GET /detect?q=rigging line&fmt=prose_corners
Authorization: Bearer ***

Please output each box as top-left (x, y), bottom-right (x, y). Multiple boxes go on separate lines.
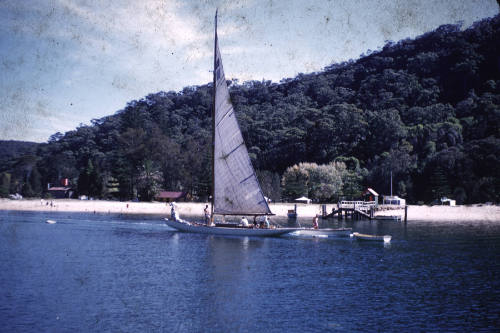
top-left (215, 105), bottom-right (233, 128)
top-left (240, 174), bottom-right (254, 184)
top-left (221, 142), bottom-right (244, 160)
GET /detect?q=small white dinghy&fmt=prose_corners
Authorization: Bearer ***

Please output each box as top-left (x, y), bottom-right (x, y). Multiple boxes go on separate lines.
top-left (291, 227), bottom-right (352, 238)
top-left (352, 232), bottom-right (391, 243)
top-left (45, 219), bottom-right (56, 224)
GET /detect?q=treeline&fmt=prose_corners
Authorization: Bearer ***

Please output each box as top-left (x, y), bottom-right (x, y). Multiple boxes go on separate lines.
top-left (1, 14), bottom-right (499, 204)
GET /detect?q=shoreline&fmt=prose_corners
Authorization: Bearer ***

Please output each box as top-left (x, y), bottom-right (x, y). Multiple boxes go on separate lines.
top-left (0, 198), bottom-right (499, 222)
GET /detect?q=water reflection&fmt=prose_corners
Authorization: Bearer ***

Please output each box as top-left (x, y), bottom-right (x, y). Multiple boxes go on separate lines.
top-left (200, 235), bottom-right (272, 328)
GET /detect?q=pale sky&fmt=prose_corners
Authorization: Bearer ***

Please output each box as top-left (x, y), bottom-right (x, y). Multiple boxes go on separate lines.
top-left (0, 0), bottom-right (498, 142)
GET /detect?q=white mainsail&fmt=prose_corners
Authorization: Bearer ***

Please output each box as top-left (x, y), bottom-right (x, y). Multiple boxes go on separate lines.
top-left (212, 12), bottom-right (272, 216)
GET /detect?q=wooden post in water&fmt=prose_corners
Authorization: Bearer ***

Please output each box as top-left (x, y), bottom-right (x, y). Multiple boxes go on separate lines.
top-left (404, 205), bottom-right (408, 223)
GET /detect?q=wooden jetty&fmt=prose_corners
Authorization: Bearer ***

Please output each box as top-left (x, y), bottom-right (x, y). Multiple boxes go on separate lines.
top-left (322, 201), bottom-right (408, 222)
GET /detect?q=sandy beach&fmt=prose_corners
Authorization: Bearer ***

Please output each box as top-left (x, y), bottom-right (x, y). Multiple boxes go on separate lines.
top-left (0, 198), bottom-right (499, 222)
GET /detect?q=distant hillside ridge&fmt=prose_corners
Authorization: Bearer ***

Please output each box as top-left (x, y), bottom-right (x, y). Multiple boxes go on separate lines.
top-left (0, 140), bottom-right (39, 159)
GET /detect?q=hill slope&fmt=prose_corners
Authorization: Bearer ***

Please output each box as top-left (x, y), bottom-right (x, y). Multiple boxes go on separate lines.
top-left (4, 14), bottom-right (500, 203)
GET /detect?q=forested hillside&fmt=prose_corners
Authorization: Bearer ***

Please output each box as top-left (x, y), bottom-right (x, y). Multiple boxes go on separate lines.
top-left (1, 15), bottom-right (499, 204)
top-left (0, 140), bottom-right (38, 162)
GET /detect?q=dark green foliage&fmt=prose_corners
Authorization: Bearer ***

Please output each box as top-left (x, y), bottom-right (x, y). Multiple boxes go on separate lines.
top-left (77, 159), bottom-right (102, 198)
top-left (256, 170), bottom-right (282, 202)
top-left (3, 15), bottom-right (500, 203)
top-left (28, 166), bottom-right (42, 197)
top-left (0, 173), bottom-right (11, 197)
top-left (0, 141), bottom-right (39, 173)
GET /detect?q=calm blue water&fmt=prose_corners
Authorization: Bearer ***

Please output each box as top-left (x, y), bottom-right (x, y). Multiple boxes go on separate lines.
top-left (1, 210), bottom-right (499, 332)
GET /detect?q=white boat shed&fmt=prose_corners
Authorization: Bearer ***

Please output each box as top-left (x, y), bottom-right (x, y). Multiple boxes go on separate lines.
top-left (382, 195), bottom-right (406, 206)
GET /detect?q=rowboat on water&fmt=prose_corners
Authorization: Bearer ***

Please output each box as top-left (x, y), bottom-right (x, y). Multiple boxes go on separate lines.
top-left (352, 232), bottom-right (391, 243)
top-left (291, 227), bottom-right (352, 238)
top-left (46, 219), bottom-right (56, 224)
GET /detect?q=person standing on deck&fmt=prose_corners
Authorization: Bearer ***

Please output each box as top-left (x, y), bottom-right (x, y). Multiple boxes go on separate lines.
top-left (170, 203), bottom-right (177, 221)
top-left (312, 215), bottom-right (319, 229)
top-left (241, 216), bottom-right (249, 227)
top-left (264, 216), bottom-right (270, 229)
top-left (204, 205), bottom-right (210, 225)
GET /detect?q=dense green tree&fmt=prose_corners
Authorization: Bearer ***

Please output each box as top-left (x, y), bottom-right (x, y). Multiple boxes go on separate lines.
top-left (0, 172), bottom-right (11, 197)
top-left (282, 162), bottom-right (347, 202)
top-left (77, 159), bottom-right (103, 198)
top-left (137, 160), bottom-right (163, 201)
top-left (256, 170), bottom-right (282, 202)
top-left (28, 166), bottom-right (42, 196)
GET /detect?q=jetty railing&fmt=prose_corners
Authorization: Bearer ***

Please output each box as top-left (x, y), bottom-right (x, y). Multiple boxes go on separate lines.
top-left (338, 200), bottom-right (376, 210)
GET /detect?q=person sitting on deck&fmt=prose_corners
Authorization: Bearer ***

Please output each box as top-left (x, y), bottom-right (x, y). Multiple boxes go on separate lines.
top-left (241, 216), bottom-right (249, 227)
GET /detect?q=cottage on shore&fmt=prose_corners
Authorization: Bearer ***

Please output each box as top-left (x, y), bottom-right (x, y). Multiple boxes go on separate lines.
top-left (47, 187), bottom-right (73, 199)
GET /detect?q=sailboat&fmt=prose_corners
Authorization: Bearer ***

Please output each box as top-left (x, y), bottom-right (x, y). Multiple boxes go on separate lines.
top-left (164, 11), bottom-right (296, 237)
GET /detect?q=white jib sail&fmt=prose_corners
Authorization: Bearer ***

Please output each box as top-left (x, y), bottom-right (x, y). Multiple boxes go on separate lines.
top-left (212, 18), bottom-right (272, 216)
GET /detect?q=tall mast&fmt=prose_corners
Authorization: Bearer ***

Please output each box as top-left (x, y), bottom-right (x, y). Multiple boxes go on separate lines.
top-left (211, 9), bottom-right (217, 221)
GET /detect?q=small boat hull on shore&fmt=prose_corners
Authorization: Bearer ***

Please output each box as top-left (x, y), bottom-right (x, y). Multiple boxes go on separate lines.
top-left (352, 232), bottom-right (391, 243)
top-left (291, 228), bottom-right (352, 238)
top-left (165, 218), bottom-right (297, 237)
